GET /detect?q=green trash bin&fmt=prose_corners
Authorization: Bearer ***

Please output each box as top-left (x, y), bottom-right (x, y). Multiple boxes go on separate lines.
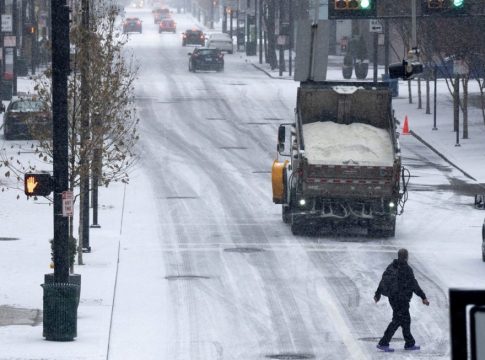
top-left (41, 283), bottom-right (79, 341)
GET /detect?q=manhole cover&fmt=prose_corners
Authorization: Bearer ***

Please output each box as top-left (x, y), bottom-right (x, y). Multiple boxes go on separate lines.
top-left (224, 247), bottom-right (265, 253)
top-left (0, 237), bottom-right (19, 241)
top-left (266, 354), bottom-right (315, 360)
top-left (165, 275), bottom-right (210, 281)
top-left (0, 306), bottom-right (42, 327)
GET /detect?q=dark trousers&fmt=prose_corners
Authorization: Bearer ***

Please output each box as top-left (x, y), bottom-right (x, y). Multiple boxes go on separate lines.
top-left (378, 298), bottom-right (415, 347)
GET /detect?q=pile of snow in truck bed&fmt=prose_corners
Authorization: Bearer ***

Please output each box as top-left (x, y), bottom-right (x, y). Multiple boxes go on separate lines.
top-left (302, 121), bottom-right (395, 166)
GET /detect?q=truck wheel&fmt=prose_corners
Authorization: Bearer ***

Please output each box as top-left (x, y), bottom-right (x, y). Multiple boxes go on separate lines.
top-left (291, 219), bottom-right (304, 235)
top-left (368, 217), bottom-right (396, 238)
top-left (282, 204), bottom-right (291, 224)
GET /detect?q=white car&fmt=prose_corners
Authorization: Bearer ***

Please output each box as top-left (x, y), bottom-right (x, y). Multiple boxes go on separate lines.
top-left (206, 33), bottom-right (233, 54)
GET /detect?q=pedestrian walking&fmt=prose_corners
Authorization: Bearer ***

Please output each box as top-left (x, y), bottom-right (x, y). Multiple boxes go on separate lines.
top-left (374, 248), bottom-right (430, 352)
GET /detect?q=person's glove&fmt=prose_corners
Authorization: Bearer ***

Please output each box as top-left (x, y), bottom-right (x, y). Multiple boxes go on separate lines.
top-left (422, 298), bottom-right (430, 306)
top-left (374, 295), bottom-right (380, 303)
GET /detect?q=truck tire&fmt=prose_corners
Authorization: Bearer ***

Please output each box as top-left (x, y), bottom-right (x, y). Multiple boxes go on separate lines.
top-left (291, 216), bottom-right (305, 235)
top-left (368, 217), bottom-right (396, 238)
top-left (282, 204), bottom-right (291, 224)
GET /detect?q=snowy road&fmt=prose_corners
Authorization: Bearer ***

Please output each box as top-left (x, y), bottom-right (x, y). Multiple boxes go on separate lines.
top-left (108, 9), bottom-right (485, 360)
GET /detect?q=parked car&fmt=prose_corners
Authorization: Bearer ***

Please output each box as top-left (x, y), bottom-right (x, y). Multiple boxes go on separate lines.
top-left (182, 29), bottom-right (205, 46)
top-left (1, 95), bottom-right (51, 140)
top-left (206, 32), bottom-right (233, 54)
top-left (482, 217), bottom-right (485, 261)
top-left (188, 48), bottom-right (224, 72)
top-left (123, 17), bottom-right (142, 33)
top-left (159, 19), bottom-right (176, 33)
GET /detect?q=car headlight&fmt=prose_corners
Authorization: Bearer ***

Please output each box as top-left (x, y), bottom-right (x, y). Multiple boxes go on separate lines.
top-left (299, 199), bottom-right (306, 207)
top-left (389, 201), bottom-right (395, 208)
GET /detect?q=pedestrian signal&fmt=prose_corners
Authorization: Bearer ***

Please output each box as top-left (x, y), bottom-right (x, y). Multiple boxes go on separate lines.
top-left (329, 0), bottom-right (376, 18)
top-left (24, 173), bottom-right (53, 197)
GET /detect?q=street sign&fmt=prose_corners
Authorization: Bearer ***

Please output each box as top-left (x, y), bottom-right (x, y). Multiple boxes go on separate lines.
top-left (370, 19), bottom-right (383, 32)
top-left (1, 14), bottom-right (12, 32)
top-left (62, 191), bottom-right (74, 217)
top-left (4, 36), bottom-right (16, 47)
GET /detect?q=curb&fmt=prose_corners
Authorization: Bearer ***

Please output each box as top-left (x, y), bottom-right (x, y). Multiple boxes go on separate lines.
top-left (409, 129), bottom-right (479, 182)
top-left (251, 63), bottom-right (293, 80)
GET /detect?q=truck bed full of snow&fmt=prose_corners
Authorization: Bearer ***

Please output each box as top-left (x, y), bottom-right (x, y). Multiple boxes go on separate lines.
top-left (302, 121), bottom-right (394, 166)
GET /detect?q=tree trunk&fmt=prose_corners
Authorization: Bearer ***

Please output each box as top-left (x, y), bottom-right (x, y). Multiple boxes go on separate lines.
top-left (408, 80), bottom-right (412, 104)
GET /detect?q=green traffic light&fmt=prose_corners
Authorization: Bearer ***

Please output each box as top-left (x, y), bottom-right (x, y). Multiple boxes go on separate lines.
top-left (453, 0), bottom-right (464, 7)
top-left (360, 0), bottom-right (371, 9)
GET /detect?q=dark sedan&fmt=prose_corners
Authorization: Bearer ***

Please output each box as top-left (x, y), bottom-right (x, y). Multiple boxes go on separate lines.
top-left (182, 29), bottom-right (205, 46)
top-left (188, 48), bottom-right (224, 72)
top-left (2, 97), bottom-right (51, 140)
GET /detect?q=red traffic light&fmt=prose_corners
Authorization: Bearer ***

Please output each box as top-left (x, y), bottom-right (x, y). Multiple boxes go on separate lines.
top-left (24, 173), bottom-right (53, 197)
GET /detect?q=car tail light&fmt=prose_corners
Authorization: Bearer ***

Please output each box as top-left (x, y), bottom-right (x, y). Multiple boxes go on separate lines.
top-left (137, 21), bottom-right (141, 25)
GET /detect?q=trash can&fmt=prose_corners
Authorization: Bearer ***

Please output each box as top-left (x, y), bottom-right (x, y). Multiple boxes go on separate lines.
top-left (44, 273), bottom-right (81, 307)
top-left (382, 74), bottom-right (399, 97)
top-left (41, 283), bottom-right (79, 341)
top-left (1, 80), bottom-right (13, 101)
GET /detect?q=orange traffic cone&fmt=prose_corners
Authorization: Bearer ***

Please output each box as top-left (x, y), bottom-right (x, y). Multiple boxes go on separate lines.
top-left (402, 115), bottom-right (410, 135)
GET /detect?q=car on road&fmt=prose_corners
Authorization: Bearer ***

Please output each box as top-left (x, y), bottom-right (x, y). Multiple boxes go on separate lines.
top-left (188, 48), bottom-right (224, 72)
top-left (1, 96), bottom-right (51, 140)
top-left (159, 19), bottom-right (176, 33)
top-left (206, 32), bottom-right (233, 54)
top-left (482, 217), bottom-right (485, 261)
top-left (123, 17), bottom-right (142, 33)
top-left (153, 7), bottom-right (170, 23)
top-left (182, 29), bottom-right (205, 46)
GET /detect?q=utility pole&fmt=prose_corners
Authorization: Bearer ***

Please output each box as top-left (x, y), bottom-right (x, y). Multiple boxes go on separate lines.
top-left (42, 0), bottom-right (79, 342)
top-left (79, 0), bottom-right (91, 254)
top-left (12, 0), bottom-right (17, 95)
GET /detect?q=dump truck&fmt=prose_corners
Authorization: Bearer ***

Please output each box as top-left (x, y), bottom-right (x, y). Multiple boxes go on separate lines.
top-left (272, 81), bottom-right (408, 237)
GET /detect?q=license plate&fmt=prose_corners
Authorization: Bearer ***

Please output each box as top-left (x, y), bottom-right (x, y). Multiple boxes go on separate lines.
top-left (205, 58), bottom-right (212, 61)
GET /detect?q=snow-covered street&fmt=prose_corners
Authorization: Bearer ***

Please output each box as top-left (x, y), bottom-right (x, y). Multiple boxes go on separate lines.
top-left (1, 6), bottom-right (485, 360)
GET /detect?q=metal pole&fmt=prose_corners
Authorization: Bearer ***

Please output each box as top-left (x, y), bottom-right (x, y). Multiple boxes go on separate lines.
top-left (373, 31), bottom-right (378, 82)
top-left (433, 67), bottom-right (437, 130)
top-left (288, 0), bottom-right (292, 76)
top-left (12, 0), bottom-right (17, 95)
top-left (454, 76), bottom-right (460, 146)
top-left (411, 0), bottom-right (417, 49)
top-left (230, 8), bottom-right (233, 38)
top-left (384, 18), bottom-right (389, 76)
top-left (80, 0), bottom-right (91, 252)
top-left (210, 0), bottom-right (214, 29)
top-left (51, 0), bottom-right (70, 283)
top-left (258, 0), bottom-right (262, 64)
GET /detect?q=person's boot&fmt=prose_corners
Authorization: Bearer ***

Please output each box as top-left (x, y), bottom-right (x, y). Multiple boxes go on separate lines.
top-left (377, 344), bottom-right (394, 352)
top-left (404, 344), bottom-right (420, 351)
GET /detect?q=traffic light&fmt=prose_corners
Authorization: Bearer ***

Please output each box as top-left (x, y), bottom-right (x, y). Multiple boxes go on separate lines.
top-left (422, 0), bottom-right (467, 15)
top-left (389, 60), bottom-right (423, 80)
top-left (24, 24), bottom-right (35, 34)
top-left (24, 173), bottom-right (53, 197)
top-left (328, 0), bottom-right (376, 19)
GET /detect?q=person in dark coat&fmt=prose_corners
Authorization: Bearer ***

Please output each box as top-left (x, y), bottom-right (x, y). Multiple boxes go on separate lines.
top-left (374, 248), bottom-right (430, 351)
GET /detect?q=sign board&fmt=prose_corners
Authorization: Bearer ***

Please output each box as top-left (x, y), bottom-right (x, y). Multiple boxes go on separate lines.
top-left (454, 60), bottom-right (469, 76)
top-left (370, 19), bottom-right (383, 33)
top-left (3, 36), bottom-right (16, 47)
top-left (62, 191), bottom-right (74, 217)
top-left (277, 35), bottom-right (287, 46)
top-left (1, 14), bottom-right (12, 32)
